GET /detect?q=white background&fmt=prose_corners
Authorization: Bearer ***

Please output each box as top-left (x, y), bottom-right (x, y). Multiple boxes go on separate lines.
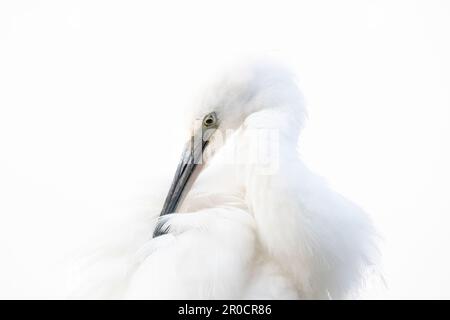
top-left (1, 0), bottom-right (449, 299)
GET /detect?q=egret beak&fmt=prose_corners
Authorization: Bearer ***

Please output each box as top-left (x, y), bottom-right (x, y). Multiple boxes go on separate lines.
top-left (153, 112), bottom-right (218, 237)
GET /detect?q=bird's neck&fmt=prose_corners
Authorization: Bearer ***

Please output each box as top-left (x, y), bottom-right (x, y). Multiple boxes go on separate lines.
top-left (243, 108), bottom-right (302, 147)
top-left (177, 108), bottom-right (302, 213)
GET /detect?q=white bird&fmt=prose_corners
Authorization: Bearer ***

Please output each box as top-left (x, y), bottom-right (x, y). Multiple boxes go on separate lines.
top-left (75, 61), bottom-right (377, 299)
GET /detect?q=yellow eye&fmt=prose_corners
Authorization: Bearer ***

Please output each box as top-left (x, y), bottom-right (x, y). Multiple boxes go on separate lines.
top-left (203, 112), bottom-right (217, 127)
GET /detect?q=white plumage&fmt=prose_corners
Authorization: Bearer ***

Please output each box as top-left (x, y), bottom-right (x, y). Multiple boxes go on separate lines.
top-left (74, 61), bottom-right (377, 299)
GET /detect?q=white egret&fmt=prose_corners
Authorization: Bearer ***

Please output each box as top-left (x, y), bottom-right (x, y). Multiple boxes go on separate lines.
top-left (75, 61), bottom-right (377, 299)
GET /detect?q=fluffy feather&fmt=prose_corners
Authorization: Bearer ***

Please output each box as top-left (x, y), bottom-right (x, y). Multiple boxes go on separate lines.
top-left (72, 61), bottom-right (378, 299)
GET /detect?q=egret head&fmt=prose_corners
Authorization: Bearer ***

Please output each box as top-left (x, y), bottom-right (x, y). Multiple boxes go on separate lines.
top-left (190, 61), bottom-right (305, 131)
top-left (154, 61), bottom-right (306, 236)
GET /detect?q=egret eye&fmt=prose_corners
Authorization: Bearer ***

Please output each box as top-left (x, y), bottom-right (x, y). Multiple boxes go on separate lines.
top-left (203, 113), bottom-right (217, 127)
